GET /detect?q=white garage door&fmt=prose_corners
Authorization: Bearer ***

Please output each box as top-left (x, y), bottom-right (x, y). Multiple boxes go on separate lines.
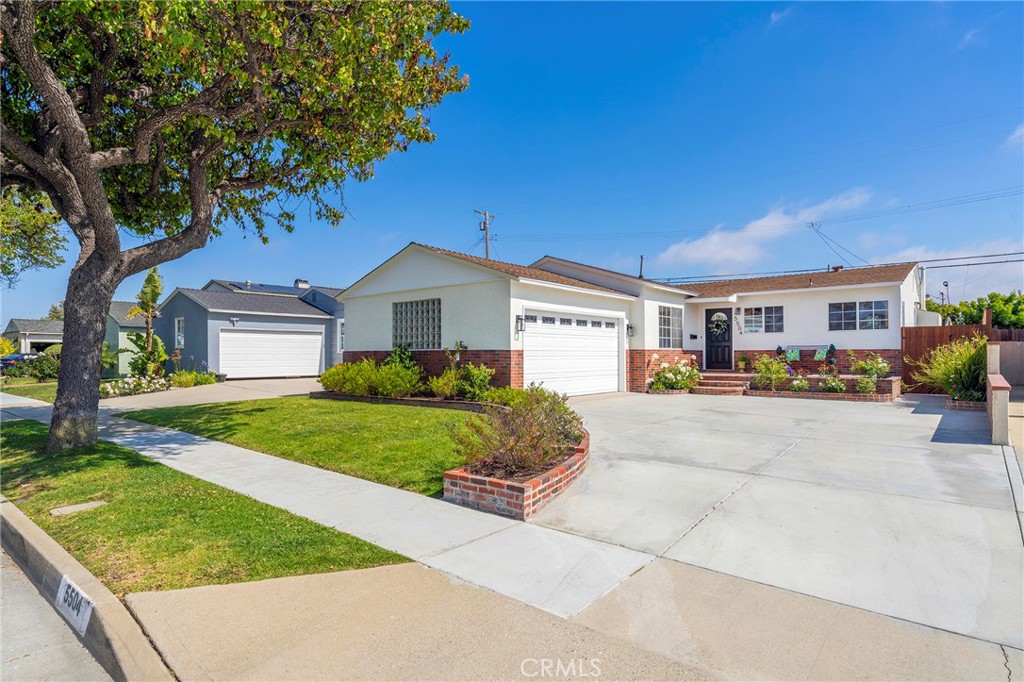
top-left (218, 329), bottom-right (323, 379)
top-left (522, 311), bottom-right (621, 396)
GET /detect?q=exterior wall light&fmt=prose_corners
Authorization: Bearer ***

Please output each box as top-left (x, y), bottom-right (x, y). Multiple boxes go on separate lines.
top-left (515, 315), bottom-right (525, 333)
top-left (776, 345), bottom-right (785, 355)
top-left (626, 323), bottom-right (635, 338)
top-left (229, 317), bottom-right (240, 326)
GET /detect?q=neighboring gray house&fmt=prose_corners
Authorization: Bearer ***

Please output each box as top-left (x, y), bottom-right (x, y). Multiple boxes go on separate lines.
top-left (2, 319), bottom-right (64, 353)
top-left (154, 285), bottom-right (343, 378)
top-left (104, 301), bottom-right (147, 376)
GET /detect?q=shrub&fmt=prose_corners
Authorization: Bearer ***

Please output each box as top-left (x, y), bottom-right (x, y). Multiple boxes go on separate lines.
top-left (855, 377), bottom-right (877, 395)
top-left (751, 354), bottom-right (790, 391)
top-left (320, 359), bottom-right (379, 397)
top-left (170, 370), bottom-right (218, 388)
top-left (481, 386), bottom-right (528, 407)
top-left (383, 345), bottom-right (417, 370)
top-left (850, 352), bottom-right (891, 379)
top-left (649, 361), bottom-right (701, 391)
top-left (909, 335), bottom-right (986, 402)
top-left (42, 343), bottom-right (62, 357)
top-left (458, 362), bottom-right (495, 400)
top-left (373, 362), bottom-right (422, 398)
top-left (789, 377), bottom-right (810, 392)
top-left (99, 375), bottom-right (170, 398)
top-left (451, 385), bottom-right (584, 479)
top-left (126, 332), bottom-right (169, 377)
top-left (820, 376), bottom-right (847, 393)
top-left (28, 354), bottom-right (60, 382)
top-left (427, 367), bottom-right (459, 399)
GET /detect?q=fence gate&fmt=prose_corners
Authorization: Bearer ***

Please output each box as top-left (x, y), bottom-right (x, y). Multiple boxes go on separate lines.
top-left (900, 324), bottom-right (990, 393)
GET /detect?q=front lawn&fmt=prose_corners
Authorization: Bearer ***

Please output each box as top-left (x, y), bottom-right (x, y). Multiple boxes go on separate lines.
top-left (0, 421), bottom-right (407, 595)
top-left (119, 397), bottom-right (472, 496)
top-left (0, 378), bottom-right (57, 403)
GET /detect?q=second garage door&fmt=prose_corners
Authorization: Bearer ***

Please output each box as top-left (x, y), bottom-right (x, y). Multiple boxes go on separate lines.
top-left (522, 312), bottom-right (621, 396)
top-left (218, 328), bottom-right (323, 379)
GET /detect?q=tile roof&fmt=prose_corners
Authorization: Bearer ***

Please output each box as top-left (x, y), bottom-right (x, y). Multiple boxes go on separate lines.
top-left (415, 244), bottom-right (630, 296)
top-left (108, 300), bottom-right (146, 327)
top-left (676, 262), bottom-right (918, 298)
top-left (174, 289), bottom-right (331, 317)
top-left (3, 319), bottom-right (64, 335)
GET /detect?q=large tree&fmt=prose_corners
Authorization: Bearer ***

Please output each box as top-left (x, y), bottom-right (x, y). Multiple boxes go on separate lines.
top-left (0, 187), bottom-right (66, 287)
top-left (1, 1), bottom-right (469, 452)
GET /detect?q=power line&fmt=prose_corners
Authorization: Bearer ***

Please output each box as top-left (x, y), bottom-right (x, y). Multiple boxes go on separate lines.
top-left (809, 221), bottom-right (852, 267)
top-left (922, 258), bottom-right (1023, 270)
top-left (474, 209), bottom-right (495, 259)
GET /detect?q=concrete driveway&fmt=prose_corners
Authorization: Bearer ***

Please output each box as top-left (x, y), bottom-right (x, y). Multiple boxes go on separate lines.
top-left (98, 377), bottom-right (320, 411)
top-left (539, 392), bottom-right (1024, 650)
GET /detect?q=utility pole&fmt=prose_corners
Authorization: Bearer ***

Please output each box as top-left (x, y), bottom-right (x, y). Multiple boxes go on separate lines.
top-left (475, 209), bottom-right (494, 259)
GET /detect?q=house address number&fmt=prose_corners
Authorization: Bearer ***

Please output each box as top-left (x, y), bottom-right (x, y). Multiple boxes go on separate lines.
top-left (55, 575), bottom-right (94, 636)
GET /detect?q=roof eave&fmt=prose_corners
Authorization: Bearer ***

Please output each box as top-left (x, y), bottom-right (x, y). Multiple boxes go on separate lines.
top-left (515, 277), bottom-right (636, 300)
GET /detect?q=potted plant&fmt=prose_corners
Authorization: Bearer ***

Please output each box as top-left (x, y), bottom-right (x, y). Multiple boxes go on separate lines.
top-left (737, 354), bottom-right (749, 372)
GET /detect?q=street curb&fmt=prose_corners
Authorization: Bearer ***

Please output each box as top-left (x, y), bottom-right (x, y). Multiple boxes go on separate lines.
top-left (0, 496), bottom-right (172, 682)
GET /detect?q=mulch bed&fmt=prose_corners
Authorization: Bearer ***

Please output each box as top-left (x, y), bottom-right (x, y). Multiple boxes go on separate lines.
top-left (462, 449), bottom-right (577, 483)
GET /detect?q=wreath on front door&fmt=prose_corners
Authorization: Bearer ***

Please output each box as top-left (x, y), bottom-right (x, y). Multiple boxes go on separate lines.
top-left (708, 313), bottom-right (729, 336)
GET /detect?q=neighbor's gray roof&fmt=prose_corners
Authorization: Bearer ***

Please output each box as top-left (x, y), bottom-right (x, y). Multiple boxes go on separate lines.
top-left (108, 301), bottom-right (147, 327)
top-left (207, 279), bottom-right (345, 297)
top-left (307, 285), bottom-right (346, 298)
top-left (3, 318), bottom-right (64, 335)
top-left (173, 289), bottom-right (331, 317)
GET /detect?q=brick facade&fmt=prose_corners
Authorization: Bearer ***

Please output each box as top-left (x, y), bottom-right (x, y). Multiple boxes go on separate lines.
top-left (342, 349), bottom-right (524, 389)
top-left (736, 348), bottom-right (902, 378)
top-left (443, 430), bottom-right (590, 520)
top-left (627, 349), bottom-right (703, 392)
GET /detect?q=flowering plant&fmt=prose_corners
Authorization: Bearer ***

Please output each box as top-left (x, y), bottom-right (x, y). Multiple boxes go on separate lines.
top-left (650, 360), bottom-right (701, 391)
top-left (789, 377), bottom-right (811, 392)
top-left (99, 375), bottom-right (171, 398)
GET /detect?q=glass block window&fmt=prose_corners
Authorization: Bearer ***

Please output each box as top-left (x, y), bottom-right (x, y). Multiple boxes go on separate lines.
top-left (393, 298), bottom-right (441, 349)
top-left (764, 306), bottom-right (784, 333)
top-left (859, 300), bottom-right (889, 330)
top-left (658, 306), bottom-right (683, 348)
top-left (829, 302), bottom-right (857, 331)
top-left (743, 307), bottom-right (763, 333)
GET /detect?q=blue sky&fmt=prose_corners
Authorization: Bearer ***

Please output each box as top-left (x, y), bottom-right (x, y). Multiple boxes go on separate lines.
top-left (3, 1), bottom-right (1022, 323)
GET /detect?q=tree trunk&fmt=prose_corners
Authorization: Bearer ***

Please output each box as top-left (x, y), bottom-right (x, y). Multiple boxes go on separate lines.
top-left (46, 253), bottom-right (120, 453)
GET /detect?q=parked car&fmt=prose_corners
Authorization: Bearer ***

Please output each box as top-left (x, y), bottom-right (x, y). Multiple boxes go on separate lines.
top-left (1, 353), bottom-right (39, 369)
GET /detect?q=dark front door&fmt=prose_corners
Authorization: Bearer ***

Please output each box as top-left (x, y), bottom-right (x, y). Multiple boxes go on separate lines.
top-left (705, 308), bottom-right (733, 370)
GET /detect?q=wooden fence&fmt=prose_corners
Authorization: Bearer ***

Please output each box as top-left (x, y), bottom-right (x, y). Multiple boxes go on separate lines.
top-left (901, 324), bottom-right (990, 392)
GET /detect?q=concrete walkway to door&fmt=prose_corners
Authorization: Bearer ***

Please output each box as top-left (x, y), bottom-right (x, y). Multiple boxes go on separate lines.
top-left (536, 392), bottom-right (1024, 651)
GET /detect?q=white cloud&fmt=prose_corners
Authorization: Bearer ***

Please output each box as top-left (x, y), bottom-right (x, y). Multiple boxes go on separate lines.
top-left (875, 238), bottom-right (1024, 301)
top-left (769, 8), bottom-right (793, 27)
top-left (654, 188), bottom-right (873, 269)
top-left (1007, 124), bottom-right (1024, 146)
top-left (957, 28), bottom-right (982, 50)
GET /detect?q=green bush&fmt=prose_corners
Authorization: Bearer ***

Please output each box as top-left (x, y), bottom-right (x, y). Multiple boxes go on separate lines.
top-left (42, 343), bottom-right (62, 357)
top-left (427, 367), bottom-right (459, 399)
top-left (458, 362), bottom-right (495, 400)
top-left (126, 332), bottom-right (168, 377)
top-left (909, 335), bottom-right (986, 402)
top-left (170, 370), bottom-right (218, 388)
top-left (320, 359), bottom-right (378, 396)
top-left (849, 351), bottom-right (891, 379)
top-left (373, 362), bottom-right (422, 398)
top-left (29, 355), bottom-right (60, 382)
top-left (855, 377), bottom-right (877, 395)
top-left (751, 354), bottom-right (790, 391)
top-left (481, 386), bottom-right (528, 407)
top-left (383, 346), bottom-right (417, 370)
top-left (649, 361), bottom-right (701, 391)
top-left (450, 385), bottom-right (584, 478)
top-left (820, 376), bottom-right (847, 393)
top-left (789, 377), bottom-right (810, 392)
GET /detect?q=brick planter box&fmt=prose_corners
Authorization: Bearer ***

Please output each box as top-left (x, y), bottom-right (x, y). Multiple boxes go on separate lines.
top-left (443, 430), bottom-right (590, 520)
top-left (945, 398), bottom-right (986, 411)
top-left (744, 389), bottom-right (897, 403)
top-left (648, 389), bottom-right (691, 395)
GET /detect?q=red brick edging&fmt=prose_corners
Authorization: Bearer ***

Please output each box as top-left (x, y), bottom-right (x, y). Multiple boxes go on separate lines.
top-left (443, 430), bottom-right (590, 520)
top-left (744, 389), bottom-right (896, 402)
top-left (945, 399), bottom-right (986, 411)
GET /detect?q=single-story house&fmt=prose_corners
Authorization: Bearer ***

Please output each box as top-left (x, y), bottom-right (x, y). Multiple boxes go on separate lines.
top-left (154, 279), bottom-right (345, 378)
top-left (341, 242), bottom-right (929, 395)
top-left (104, 301), bottom-right (147, 376)
top-left (2, 318), bottom-right (64, 353)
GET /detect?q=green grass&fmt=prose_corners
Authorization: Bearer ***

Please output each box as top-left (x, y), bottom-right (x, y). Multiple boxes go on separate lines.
top-left (0, 421), bottom-right (408, 595)
top-left (0, 378), bottom-right (57, 403)
top-left (120, 397), bottom-right (472, 496)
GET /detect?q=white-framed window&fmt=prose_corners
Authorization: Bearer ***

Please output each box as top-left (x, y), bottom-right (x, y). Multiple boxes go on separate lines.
top-left (765, 306), bottom-right (783, 333)
top-left (743, 307), bottom-right (763, 333)
top-left (393, 298), bottom-right (441, 349)
top-left (859, 300), bottom-right (889, 330)
top-left (829, 301), bottom-right (888, 331)
top-left (745, 306), bottom-right (784, 333)
top-left (336, 319), bottom-right (345, 353)
top-left (174, 317), bottom-right (185, 349)
top-left (658, 306), bottom-right (683, 348)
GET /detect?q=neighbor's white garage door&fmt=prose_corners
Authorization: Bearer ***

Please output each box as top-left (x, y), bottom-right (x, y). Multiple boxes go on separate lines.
top-left (218, 329), bottom-right (323, 379)
top-left (522, 311), bottom-right (621, 396)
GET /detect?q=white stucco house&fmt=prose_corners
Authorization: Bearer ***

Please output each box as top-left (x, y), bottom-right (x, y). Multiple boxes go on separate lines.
top-left (341, 243), bottom-right (929, 395)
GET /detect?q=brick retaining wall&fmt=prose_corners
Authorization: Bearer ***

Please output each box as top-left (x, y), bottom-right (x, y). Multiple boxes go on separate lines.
top-left (443, 430), bottom-right (590, 520)
top-left (737, 348), bottom-right (902, 377)
top-left (627, 349), bottom-right (702, 392)
top-left (343, 350), bottom-right (524, 389)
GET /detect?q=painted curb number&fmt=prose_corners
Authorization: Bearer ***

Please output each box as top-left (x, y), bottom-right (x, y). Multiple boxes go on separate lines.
top-left (55, 575), bottom-right (94, 636)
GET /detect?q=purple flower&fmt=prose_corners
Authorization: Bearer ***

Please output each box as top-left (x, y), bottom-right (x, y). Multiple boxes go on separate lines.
top-left (786, 366), bottom-right (794, 375)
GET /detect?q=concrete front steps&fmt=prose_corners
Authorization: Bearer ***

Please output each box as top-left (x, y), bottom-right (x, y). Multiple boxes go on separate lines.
top-left (693, 371), bottom-right (751, 396)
